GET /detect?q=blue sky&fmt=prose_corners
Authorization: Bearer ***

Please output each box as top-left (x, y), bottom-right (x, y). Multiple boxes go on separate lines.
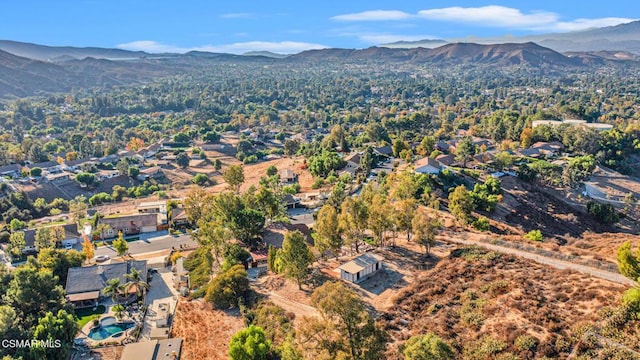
top-left (1, 1), bottom-right (637, 54)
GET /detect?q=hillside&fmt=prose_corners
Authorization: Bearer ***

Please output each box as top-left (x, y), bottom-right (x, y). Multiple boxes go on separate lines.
top-left (0, 39), bottom-right (154, 61)
top-left (382, 247), bottom-right (639, 359)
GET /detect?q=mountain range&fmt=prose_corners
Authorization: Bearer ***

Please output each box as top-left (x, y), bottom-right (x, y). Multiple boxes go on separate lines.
top-left (381, 20), bottom-right (640, 54)
top-left (1, 20), bottom-right (640, 99)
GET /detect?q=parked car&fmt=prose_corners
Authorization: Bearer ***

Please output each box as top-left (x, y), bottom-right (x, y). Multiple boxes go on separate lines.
top-left (64, 243), bottom-right (73, 250)
top-left (94, 255), bottom-right (110, 262)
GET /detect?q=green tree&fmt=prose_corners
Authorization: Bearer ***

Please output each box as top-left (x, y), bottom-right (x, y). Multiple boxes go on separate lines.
top-left (112, 232), bottom-right (129, 256)
top-left (359, 146), bottom-right (374, 175)
top-left (280, 231), bottom-right (313, 289)
top-left (586, 201), bottom-right (620, 224)
top-left (124, 266), bottom-right (149, 299)
top-left (266, 165), bottom-right (278, 177)
top-left (103, 278), bottom-right (124, 304)
top-left (206, 264), bottom-right (250, 309)
top-left (455, 136), bottom-right (476, 168)
top-left (493, 151), bottom-right (514, 171)
top-left (229, 325), bottom-right (272, 360)
top-left (173, 132), bottom-right (190, 143)
top-left (176, 152), bottom-right (190, 168)
top-left (30, 309), bottom-right (78, 360)
top-left (301, 282), bottom-right (387, 360)
top-left (618, 241), bottom-right (640, 283)
top-left (3, 265), bottom-right (67, 332)
top-left (448, 185), bottom-right (475, 224)
top-left (403, 333), bottom-right (455, 360)
top-left (314, 204), bottom-right (343, 259)
top-left (74, 172), bottom-right (95, 187)
top-left (339, 197), bottom-right (369, 253)
top-left (9, 218), bottom-right (26, 232)
top-left (30, 167), bottom-right (42, 177)
top-left (284, 139), bottom-right (300, 156)
top-left (34, 227), bottom-right (53, 251)
top-left (412, 210), bottom-right (438, 255)
top-left (367, 194), bottom-right (393, 247)
top-left (395, 199), bottom-right (417, 243)
top-left (192, 173), bottom-right (209, 186)
top-left (224, 164), bottom-right (245, 193)
top-left (8, 231), bottom-right (25, 258)
top-left (116, 158), bottom-right (129, 176)
top-left (37, 248), bottom-right (83, 285)
top-left (128, 166), bottom-right (140, 178)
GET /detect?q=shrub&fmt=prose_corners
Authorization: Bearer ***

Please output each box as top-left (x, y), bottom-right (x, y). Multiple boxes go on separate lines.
top-left (524, 230), bottom-right (544, 242)
top-left (473, 217), bottom-right (490, 231)
top-left (206, 264), bottom-right (250, 309)
top-left (586, 201), bottom-right (620, 224)
top-left (514, 335), bottom-right (539, 351)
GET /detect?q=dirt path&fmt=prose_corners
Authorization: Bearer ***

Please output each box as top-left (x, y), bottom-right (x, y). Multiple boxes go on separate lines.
top-left (255, 290), bottom-right (320, 320)
top-left (441, 235), bottom-right (635, 286)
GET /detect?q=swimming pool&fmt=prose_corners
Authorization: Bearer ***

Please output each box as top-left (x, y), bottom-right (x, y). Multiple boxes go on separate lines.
top-left (87, 317), bottom-right (135, 341)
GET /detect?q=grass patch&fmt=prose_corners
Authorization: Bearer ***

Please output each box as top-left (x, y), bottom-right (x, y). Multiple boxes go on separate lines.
top-left (75, 305), bottom-right (106, 327)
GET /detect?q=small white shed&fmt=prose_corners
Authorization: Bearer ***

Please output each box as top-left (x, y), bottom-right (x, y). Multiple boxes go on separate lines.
top-left (338, 253), bottom-right (384, 283)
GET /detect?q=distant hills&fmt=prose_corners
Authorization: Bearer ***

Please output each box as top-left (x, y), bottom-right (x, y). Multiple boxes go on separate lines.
top-left (381, 20), bottom-right (640, 55)
top-left (290, 42), bottom-right (583, 67)
top-left (0, 36), bottom-right (639, 99)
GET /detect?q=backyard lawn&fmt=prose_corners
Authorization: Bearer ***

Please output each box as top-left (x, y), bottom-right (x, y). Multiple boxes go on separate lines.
top-left (75, 305), bottom-right (106, 327)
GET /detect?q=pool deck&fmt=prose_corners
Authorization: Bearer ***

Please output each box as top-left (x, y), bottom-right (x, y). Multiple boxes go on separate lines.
top-left (76, 305), bottom-right (142, 347)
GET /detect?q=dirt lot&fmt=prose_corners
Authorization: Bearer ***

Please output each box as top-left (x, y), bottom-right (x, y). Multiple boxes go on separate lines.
top-left (381, 247), bottom-right (630, 359)
top-left (170, 299), bottom-right (245, 360)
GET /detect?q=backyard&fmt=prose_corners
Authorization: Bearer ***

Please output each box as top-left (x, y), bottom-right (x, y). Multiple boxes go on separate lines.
top-left (75, 305), bottom-right (107, 328)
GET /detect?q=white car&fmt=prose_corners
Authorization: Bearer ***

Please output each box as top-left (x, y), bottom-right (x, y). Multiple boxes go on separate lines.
top-left (94, 255), bottom-right (110, 262)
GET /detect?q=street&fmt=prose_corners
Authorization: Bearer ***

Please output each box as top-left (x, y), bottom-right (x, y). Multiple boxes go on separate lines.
top-left (93, 233), bottom-right (197, 258)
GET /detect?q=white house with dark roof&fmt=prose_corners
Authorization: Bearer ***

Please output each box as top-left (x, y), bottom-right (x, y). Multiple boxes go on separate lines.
top-left (414, 157), bottom-right (442, 175)
top-left (339, 253), bottom-right (384, 283)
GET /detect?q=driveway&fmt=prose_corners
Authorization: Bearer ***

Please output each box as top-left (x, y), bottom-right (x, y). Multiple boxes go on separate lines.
top-left (140, 267), bottom-right (179, 340)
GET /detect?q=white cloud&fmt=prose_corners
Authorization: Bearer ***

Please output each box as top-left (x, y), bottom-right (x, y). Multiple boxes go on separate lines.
top-left (358, 34), bottom-right (439, 44)
top-left (219, 13), bottom-right (253, 19)
top-left (418, 6), bottom-right (557, 28)
top-left (117, 40), bottom-right (327, 54)
top-left (552, 17), bottom-right (636, 32)
top-left (331, 10), bottom-right (413, 21)
top-left (331, 5), bottom-right (636, 33)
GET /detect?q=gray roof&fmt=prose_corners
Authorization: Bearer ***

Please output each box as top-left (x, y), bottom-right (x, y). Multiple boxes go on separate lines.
top-left (339, 253), bottom-right (383, 274)
top-left (65, 260), bottom-right (147, 295)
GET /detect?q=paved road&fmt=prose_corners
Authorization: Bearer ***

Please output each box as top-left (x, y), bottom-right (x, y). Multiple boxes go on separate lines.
top-left (94, 233), bottom-right (196, 258)
top-left (441, 234), bottom-right (635, 286)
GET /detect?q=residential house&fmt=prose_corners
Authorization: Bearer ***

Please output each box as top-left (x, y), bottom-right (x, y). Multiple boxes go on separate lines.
top-left (120, 338), bottom-right (182, 360)
top-left (170, 207), bottom-right (190, 228)
top-left (21, 223), bottom-right (81, 253)
top-left (138, 200), bottom-right (168, 224)
top-left (65, 260), bottom-right (147, 308)
top-left (96, 170), bottom-right (120, 181)
top-left (25, 161), bottom-right (60, 173)
top-left (0, 164), bottom-right (22, 179)
top-left (97, 154), bottom-right (120, 165)
top-left (263, 222), bottom-right (314, 249)
top-left (531, 141), bottom-right (564, 157)
top-left (338, 253), bottom-right (384, 283)
top-left (373, 145), bottom-right (393, 157)
top-left (414, 157), bottom-right (442, 175)
top-left (279, 169), bottom-right (298, 184)
top-left (98, 213), bottom-right (159, 238)
top-left (435, 154), bottom-right (456, 167)
top-left (61, 157), bottom-right (93, 172)
top-left (137, 167), bottom-right (163, 181)
top-left (283, 194), bottom-right (301, 208)
top-left (341, 152), bottom-right (362, 177)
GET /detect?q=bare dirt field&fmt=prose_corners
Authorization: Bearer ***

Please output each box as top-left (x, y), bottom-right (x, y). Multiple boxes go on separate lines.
top-left (170, 299), bottom-right (245, 360)
top-left (381, 246), bottom-right (630, 359)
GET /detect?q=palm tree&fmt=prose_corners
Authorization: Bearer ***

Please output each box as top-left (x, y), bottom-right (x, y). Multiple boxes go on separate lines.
top-left (124, 267), bottom-right (150, 300)
top-left (103, 278), bottom-right (124, 305)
